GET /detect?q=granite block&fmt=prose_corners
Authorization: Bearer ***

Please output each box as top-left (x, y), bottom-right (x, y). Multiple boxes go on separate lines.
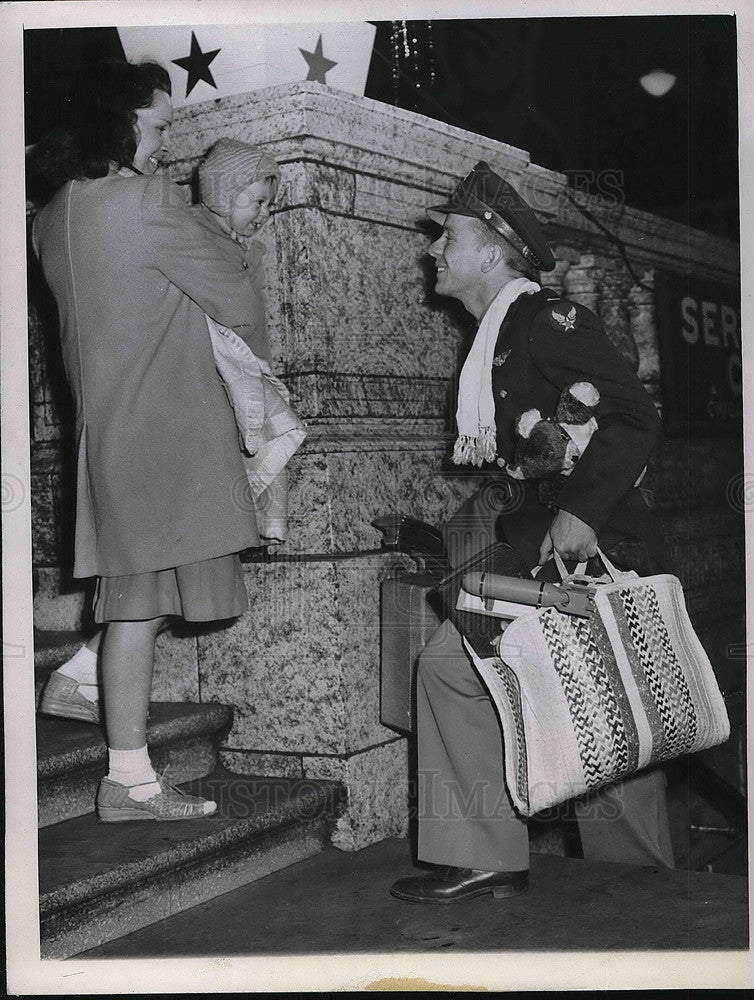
top-left (272, 209), bottom-right (330, 370)
top-left (28, 305), bottom-right (49, 406)
top-left (220, 749), bottom-right (304, 779)
top-left (279, 159), bottom-right (356, 215)
top-left (32, 402), bottom-right (61, 444)
top-left (169, 83), bottom-right (530, 201)
top-left (286, 373), bottom-right (450, 421)
top-left (152, 629), bottom-right (200, 703)
top-left (628, 276), bottom-right (661, 385)
top-left (31, 469), bottom-right (56, 567)
top-left (555, 186), bottom-right (738, 281)
top-left (529, 823), bottom-right (570, 858)
top-left (327, 449), bottom-right (484, 553)
top-left (333, 554), bottom-right (409, 750)
top-left (33, 567), bottom-right (92, 631)
top-left (316, 213), bottom-right (463, 378)
top-left (303, 739), bottom-right (409, 851)
top-left (198, 555), bottom-right (413, 757)
top-left (599, 261), bottom-right (639, 370)
top-left (271, 208), bottom-right (466, 378)
top-left (283, 451), bottom-right (333, 554)
top-left (198, 561), bottom-right (346, 754)
top-left (601, 297), bottom-right (639, 370)
top-left (353, 170), bottom-right (447, 229)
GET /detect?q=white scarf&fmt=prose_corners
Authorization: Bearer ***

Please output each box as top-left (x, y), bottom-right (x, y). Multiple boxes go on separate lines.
top-left (452, 276), bottom-right (540, 466)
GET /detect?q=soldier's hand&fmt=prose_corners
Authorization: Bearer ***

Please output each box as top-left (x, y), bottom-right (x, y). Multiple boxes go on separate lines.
top-left (538, 510), bottom-right (598, 565)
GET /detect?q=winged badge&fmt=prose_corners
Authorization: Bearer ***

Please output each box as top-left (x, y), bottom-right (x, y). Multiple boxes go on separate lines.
top-left (552, 305), bottom-right (577, 332)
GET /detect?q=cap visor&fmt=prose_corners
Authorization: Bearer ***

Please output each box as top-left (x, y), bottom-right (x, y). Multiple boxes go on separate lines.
top-left (426, 203), bottom-right (481, 225)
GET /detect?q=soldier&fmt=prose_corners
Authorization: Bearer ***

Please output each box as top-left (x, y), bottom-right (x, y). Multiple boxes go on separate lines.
top-left (391, 161), bottom-right (674, 904)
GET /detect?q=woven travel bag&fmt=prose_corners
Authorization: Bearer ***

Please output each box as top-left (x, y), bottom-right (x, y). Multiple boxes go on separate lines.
top-left (460, 551), bottom-right (731, 817)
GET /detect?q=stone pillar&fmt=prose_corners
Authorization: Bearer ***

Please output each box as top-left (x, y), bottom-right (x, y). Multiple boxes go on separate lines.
top-left (546, 247), bottom-right (579, 298)
top-left (599, 257), bottom-right (639, 370)
top-left (561, 251), bottom-right (608, 313)
top-left (627, 269), bottom-right (661, 391)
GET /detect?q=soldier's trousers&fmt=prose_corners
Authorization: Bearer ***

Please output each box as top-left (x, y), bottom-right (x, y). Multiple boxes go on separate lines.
top-left (416, 619), bottom-right (675, 872)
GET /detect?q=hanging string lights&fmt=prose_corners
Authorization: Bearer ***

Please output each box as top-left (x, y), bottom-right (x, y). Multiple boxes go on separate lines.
top-left (389, 20), bottom-right (435, 103)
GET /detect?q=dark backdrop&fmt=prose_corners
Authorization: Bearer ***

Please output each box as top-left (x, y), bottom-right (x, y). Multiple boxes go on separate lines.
top-left (24, 15), bottom-right (739, 239)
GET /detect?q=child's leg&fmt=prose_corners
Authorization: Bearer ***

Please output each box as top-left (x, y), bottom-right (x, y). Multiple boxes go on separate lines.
top-left (43, 620), bottom-right (170, 721)
top-left (101, 616), bottom-right (167, 751)
top-left (55, 628), bottom-right (103, 694)
top-left (98, 615), bottom-right (216, 817)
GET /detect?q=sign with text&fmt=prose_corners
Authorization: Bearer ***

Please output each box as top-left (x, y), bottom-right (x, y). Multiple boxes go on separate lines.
top-left (654, 271), bottom-right (742, 436)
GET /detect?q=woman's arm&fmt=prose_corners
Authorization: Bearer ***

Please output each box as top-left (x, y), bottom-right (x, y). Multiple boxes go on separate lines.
top-left (140, 175), bottom-right (254, 332)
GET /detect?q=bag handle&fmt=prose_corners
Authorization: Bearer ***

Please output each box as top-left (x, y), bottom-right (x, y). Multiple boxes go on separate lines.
top-left (531, 552), bottom-right (587, 580)
top-left (532, 548), bottom-right (634, 584)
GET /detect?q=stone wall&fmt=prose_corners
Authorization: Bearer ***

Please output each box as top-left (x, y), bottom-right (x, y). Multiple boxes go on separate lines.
top-left (29, 82), bottom-right (742, 849)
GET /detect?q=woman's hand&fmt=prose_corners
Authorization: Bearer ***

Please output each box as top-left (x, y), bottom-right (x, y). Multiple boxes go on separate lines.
top-left (538, 510), bottom-right (598, 565)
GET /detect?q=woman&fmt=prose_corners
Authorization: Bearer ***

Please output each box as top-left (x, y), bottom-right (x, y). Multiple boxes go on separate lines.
top-left (32, 60), bottom-right (261, 821)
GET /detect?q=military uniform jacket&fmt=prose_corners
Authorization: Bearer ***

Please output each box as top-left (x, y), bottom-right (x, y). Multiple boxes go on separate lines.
top-left (488, 286), bottom-right (660, 538)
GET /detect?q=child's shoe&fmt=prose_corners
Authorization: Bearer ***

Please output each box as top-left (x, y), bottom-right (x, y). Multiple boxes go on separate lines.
top-left (96, 774), bottom-right (217, 822)
top-left (38, 671), bottom-right (101, 724)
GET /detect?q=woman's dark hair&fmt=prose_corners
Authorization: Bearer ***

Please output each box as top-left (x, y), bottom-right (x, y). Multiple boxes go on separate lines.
top-left (28, 60), bottom-right (171, 205)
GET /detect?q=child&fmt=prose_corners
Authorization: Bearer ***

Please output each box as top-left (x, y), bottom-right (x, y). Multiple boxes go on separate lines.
top-left (39, 138), bottom-right (303, 727)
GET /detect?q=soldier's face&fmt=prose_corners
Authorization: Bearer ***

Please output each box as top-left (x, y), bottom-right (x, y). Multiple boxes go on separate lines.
top-left (427, 214), bottom-right (484, 300)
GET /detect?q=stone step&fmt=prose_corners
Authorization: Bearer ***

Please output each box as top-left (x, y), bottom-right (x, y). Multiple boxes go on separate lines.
top-left (33, 623), bottom-right (203, 704)
top-left (39, 770), bottom-right (344, 959)
top-left (78, 837), bottom-right (748, 959)
top-left (34, 629), bottom-right (83, 678)
top-left (37, 703), bottom-right (232, 828)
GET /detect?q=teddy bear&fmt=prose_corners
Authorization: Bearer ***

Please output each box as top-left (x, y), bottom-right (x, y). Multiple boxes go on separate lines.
top-left (504, 381), bottom-right (600, 480)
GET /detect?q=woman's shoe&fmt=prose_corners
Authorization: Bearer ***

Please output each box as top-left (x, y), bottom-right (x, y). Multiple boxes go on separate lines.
top-left (390, 866), bottom-right (529, 903)
top-left (96, 774), bottom-right (218, 822)
top-left (38, 671), bottom-right (101, 724)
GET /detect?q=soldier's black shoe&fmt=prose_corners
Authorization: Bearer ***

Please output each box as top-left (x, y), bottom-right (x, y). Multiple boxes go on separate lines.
top-left (390, 865), bottom-right (529, 903)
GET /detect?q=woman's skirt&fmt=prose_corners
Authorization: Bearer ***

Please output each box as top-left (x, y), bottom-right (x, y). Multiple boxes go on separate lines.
top-left (93, 553), bottom-right (247, 623)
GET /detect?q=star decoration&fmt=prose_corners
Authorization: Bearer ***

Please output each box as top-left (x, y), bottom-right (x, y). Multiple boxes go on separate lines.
top-left (552, 305), bottom-right (577, 332)
top-left (299, 35), bottom-right (337, 84)
top-left (173, 31), bottom-right (221, 98)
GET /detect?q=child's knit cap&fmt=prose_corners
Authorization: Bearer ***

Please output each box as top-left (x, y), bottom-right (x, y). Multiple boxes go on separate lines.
top-left (198, 138), bottom-right (280, 219)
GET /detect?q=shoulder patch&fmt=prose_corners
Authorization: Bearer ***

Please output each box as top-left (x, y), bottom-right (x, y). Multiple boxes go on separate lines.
top-left (548, 302), bottom-right (580, 333)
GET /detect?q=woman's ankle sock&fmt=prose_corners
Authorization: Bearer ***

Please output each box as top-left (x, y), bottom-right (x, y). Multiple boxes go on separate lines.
top-left (107, 745), bottom-right (161, 801)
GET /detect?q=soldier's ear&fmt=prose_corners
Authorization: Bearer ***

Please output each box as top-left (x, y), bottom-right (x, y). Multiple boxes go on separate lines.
top-left (480, 243), bottom-right (504, 273)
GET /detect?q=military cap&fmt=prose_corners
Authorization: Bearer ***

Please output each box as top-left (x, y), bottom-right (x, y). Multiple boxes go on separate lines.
top-left (426, 160), bottom-right (556, 271)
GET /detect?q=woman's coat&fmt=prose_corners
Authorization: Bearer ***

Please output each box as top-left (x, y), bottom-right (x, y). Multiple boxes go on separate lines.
top-left (33, 173), bottom-right (263, 577)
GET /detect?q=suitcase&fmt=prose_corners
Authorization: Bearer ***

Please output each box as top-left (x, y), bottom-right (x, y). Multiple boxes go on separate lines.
top-left (379, 571), bottom-right (443, 733)
top-left (372, 514), bottom-right (530, 733)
